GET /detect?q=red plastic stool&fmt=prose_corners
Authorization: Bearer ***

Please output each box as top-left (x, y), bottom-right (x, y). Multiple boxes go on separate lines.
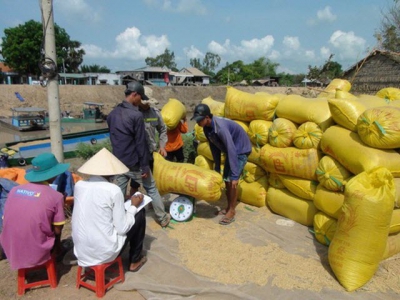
top-left (17, 256), bottom-right (57, 295)
top-left (76, 256), bottom-right (125, 298)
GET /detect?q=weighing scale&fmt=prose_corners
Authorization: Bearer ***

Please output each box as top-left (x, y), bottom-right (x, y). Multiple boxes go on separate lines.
top-left (169, 195), bottom-right (196, 222)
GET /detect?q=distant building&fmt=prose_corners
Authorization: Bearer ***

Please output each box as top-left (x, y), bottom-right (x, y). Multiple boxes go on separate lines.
top-left (342, 50), bottom-right (400, 93)
top-left (58, 73), bottom-right (121, 85)
top-left (0, 62), bottom-right (23, 84)
top-left (117, 66), bottom-right (171, 86)
top-left (176, 67), bottom-right (210, 86)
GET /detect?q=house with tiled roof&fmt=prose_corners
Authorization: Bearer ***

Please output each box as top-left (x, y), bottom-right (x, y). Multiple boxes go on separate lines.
top-left (0, 62), bottom-right (21, 84)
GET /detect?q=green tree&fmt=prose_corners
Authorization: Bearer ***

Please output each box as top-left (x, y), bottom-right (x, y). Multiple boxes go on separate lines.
top-left (307, 54), bottom-right (343, 82)
top-left (0, 20), bottom-right (85, 76)
top-left (214, 57), bottom-right (279, 85)
top-left (145, 48), bottom-right (177, 71)
top-left (189, 58), bottom-right (202, 69)
top-left (375, 0), bottom-right (400, 51)
top-left (80, 64), bottom-right (111, 73)
top-left (189, 52), bottom-right (221, 77)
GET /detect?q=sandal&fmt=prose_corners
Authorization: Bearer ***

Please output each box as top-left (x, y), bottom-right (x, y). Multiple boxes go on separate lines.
top-left (219, 216), bottom-right (235, 225)
top-left (160, 214), bottom-right (171, 228)
top-left (129, 256), bottom-right (147, 272)
top-left (215, 209), bottom-right (227, 216)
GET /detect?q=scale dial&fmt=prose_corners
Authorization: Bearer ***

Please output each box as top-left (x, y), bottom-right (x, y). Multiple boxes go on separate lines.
top-left (169, 196), bottom-right (194, 222)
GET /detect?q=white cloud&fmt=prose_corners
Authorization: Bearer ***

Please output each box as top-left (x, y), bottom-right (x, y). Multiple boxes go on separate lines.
top-left (54, 0), bottom-right (101, 23)
top-left (283, 36), bottom-right (300, 50)
top-left (320, 46), bottom-right (331, 59)
top-left (205, 35), bottom-right (274, 63)
top-left (305, 50), bottom-right (315, 60)
top-left (329, 30), bottom-right (366, 60)
top-left (82, 27), bottom-right (170, 61)
top-left (144, 0), bottom-right (207, 15)
top-left (184, 45), bottom-right (204, 59)
top-left (208, 39), bottom-right (230, 55)
top-left (317, 6), bottom-right (337, 22)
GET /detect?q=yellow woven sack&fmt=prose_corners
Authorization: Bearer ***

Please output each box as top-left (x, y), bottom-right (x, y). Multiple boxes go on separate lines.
top-left (318, 79), bottom-right (351, 98)
top-left (376, 87), bottom-right (400, 101)
top-left (382, 231), bottom-right (400, 260)
top-left (328, 167), bottom-right (395, 292)
top-left (277, 174), bottom-right (317, 201)
top-left (389, 209), bottom-right (400, 234)
top-left (260, 144), bottom-right (322, 180)
top-left (395, 178), bottom-right (400, 208)
top-left (266, 187), bottom-right (318, 226)
top-left (358, 94), bottom-right (391, 107)
top-left (161, 98), bottom-right (186, 130)
top-left (268, 172), bottom-right (285, 189)
top-left (248, 144), bottom-right (262, 166)
top-left (224, 86), bottom-right (279, 121)
top-left (268, 118), bottom-right (297, 148)
top-left (243, 161), bottom-right (267, 183)
top-left (313, 211), bottom-right (337, 246)
top-left (194, 155), bottom-right (213, 170)
top-left (327, 98), bottom-right (367, 132)
top-left (194, 124), bottom-right (207, 142)
top-left (275, 95), bottom-right (333, 131)
top-left (238, 176), bottom-right (268, 207)
top-left (314, 184), bottom-right (344, 219)
top-left (248, 120), bottom-right (273, 147)
top-left (357, 106), bottom-right (400, 149)
top-left (320, 125), bottom-right (400, 176)
top-left (201, 96), bottom-right (225, 117)
top-left (233, 120), bottom-right (249, 133)
top-left (196, 142), bottom-right (225, 163)
top-left (335, 89), bottom-right (358, 100)
top-left (153, 153), bottom-right (223, 201)
top-left (293, 121), bottom-right (322, 149)
top-left (316, 155), bottom-right (352, 192)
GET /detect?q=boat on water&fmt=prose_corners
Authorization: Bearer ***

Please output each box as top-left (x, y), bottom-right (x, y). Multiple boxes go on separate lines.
top-left (3, 107), bottom-right (48, 131)
top-left (2, 128), bottom-right (110, 166)
top-left (46, 102), bottom-right (106, 123)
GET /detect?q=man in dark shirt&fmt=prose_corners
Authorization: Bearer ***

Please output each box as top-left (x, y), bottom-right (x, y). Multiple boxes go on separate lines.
top-left (107, 82), bottom-right (170, 228)
top-left (191, 104), bottom-right (251, 225)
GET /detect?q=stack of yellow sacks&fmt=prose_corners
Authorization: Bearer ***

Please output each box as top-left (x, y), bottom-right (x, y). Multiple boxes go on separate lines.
top-left (191, 81), bottom-right (400, 291)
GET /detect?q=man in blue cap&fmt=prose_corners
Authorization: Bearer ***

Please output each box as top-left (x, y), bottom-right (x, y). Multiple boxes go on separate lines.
top-left (0, 153), bottom-right (69, 269)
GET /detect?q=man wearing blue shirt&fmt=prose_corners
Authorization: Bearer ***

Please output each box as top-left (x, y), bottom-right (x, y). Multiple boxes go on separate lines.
top-left (191, 104), bottom-right (251, 225)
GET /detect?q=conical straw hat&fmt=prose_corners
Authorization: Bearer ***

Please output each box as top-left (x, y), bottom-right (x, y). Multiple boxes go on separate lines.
top-left (78, 148), bottom-right (129, 176)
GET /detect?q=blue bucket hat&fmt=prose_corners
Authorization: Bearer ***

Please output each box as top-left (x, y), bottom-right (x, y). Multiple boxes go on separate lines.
top-left (25, 153), bottom-right (70, 183)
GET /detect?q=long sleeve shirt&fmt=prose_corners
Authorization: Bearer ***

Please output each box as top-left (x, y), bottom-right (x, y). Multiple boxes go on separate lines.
top-left (72, 176), bottom-right (138, 267)
top-left (140, 106), bottom-right (167, 153)
top-left (107, 101), bottom-right (150, 173)
top-left (165, 120), bottom-right (188, 152)
top-left (203, 117), bottom-right (252, 180)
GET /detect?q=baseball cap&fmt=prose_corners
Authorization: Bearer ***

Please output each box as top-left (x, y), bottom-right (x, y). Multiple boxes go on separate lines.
top-left (125, 81), bottom-right (149, 100)
top-left (191, 104), bottom-right (211, 122)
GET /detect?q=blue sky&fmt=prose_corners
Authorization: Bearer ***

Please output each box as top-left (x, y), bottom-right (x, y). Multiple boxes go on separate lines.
top-left (0, 0), bottom-right (393, 74)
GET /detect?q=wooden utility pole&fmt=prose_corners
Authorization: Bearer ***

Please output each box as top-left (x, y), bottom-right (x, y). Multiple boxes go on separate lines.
top-left (41, 0), bottom-right (64, 162)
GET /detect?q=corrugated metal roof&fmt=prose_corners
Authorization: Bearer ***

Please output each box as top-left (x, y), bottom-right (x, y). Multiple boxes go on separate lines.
top-left (134, 66), bottom-right (171, 72)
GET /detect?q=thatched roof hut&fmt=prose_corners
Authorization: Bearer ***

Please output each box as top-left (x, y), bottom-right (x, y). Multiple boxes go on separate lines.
top-left (342, 50), bottom-right (400, 94)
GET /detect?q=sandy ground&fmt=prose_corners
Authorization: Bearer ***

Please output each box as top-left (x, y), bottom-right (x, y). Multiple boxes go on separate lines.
top-left (0, 157), bottom-right (147, 299)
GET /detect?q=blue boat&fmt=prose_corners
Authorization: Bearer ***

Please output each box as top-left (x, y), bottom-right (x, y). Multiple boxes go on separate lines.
top-left (4, 128), bottom-right (110, 166)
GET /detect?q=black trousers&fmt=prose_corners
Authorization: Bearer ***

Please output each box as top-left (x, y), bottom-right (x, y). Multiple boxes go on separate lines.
top-left (166, 147), bottom-right (184, 162)
top-left (119, 208), bottom-right (146, 263)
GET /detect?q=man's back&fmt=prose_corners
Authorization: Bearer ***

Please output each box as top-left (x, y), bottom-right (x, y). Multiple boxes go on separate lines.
top-left (107, 101), bottom-right (149, 169)
top-left (0, 183), bottom-right (65, 269)
top-left (72, 176), bottom-right (135, 266)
